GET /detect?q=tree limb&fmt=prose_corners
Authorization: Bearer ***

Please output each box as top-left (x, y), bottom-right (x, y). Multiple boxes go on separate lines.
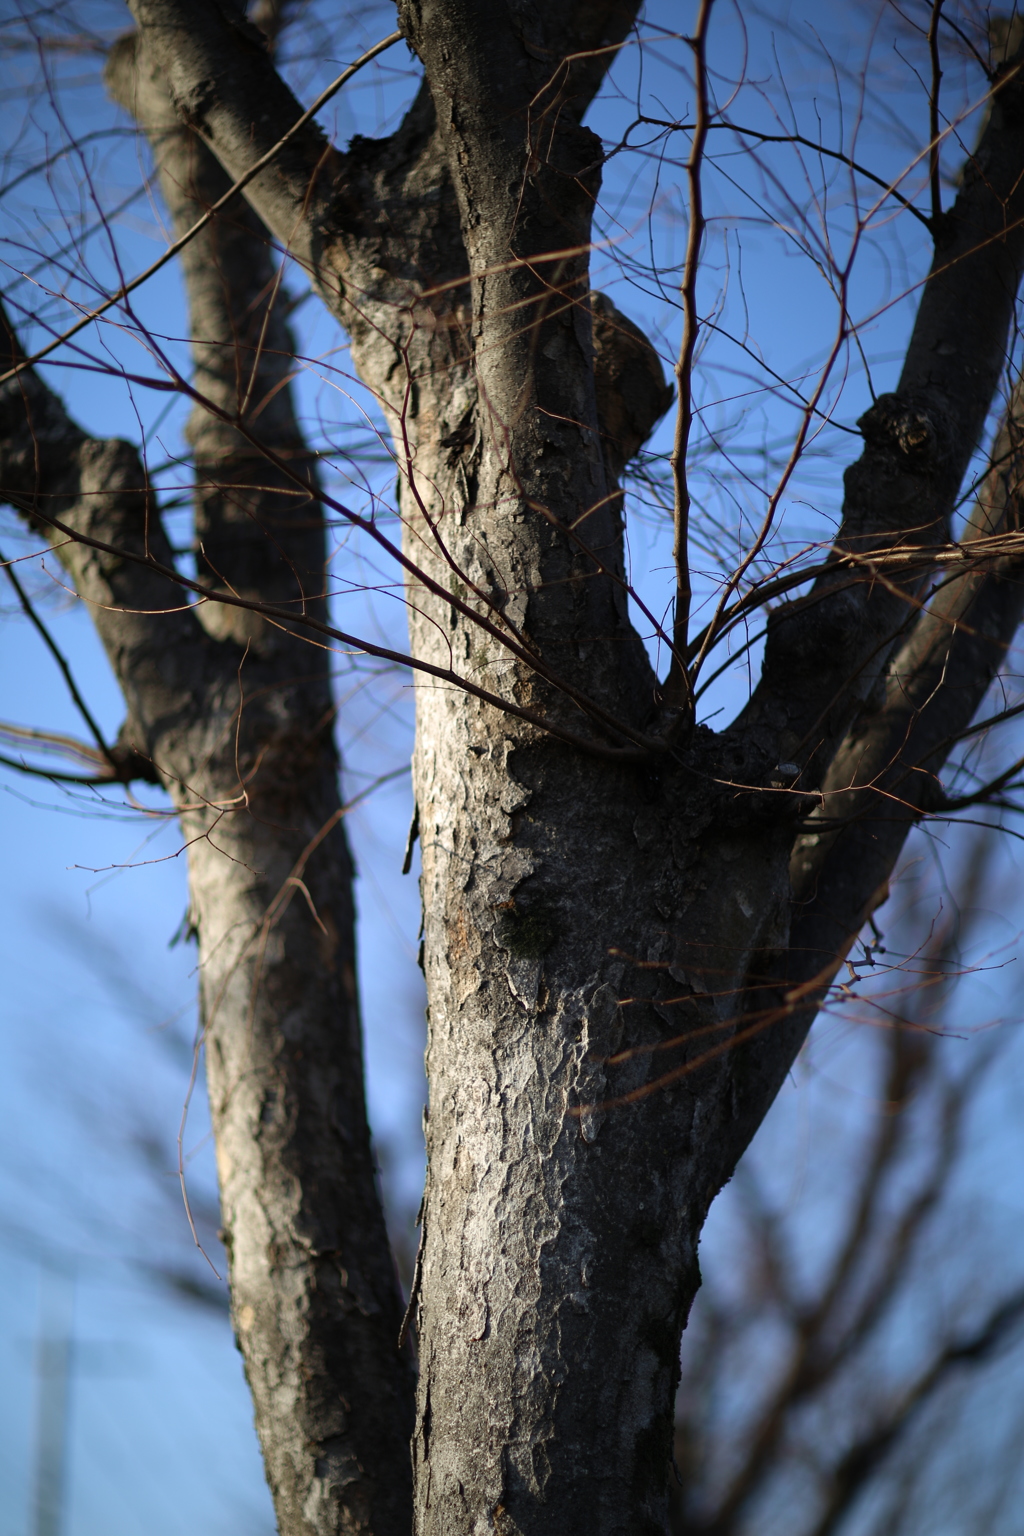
top-left (716, 368), bottom-right (1024, 1200)
top-left (0, 295), bottom-right (209, 775)
top-left (737, 46), bottom-right (1024, 777)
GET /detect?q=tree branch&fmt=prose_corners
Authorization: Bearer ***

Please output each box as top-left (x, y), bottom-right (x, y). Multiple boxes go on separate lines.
top-left (0, 295), bottom-right (209, 776)
top-left (665, 0), bottom-right (714, 713)
top-left (715, 369), bottom-right (1024, 1205)
top-left (736, 46), bottom-right (1024, 778)
top-left (928, 0), bottom-right (947, 228)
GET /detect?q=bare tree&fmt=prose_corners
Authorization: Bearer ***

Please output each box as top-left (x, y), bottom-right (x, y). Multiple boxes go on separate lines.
top-left (4, 3), bottom-right (1024, 1533)
top-left (670, 828), bottom-right (1024, 1536)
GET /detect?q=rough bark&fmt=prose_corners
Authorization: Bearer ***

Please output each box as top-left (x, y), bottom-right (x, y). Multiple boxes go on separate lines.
top-left (6, 6), bottom-right (1024, 1535)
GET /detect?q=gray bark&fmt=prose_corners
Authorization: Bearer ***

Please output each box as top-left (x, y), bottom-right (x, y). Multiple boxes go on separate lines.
top-left (4, 5), bottom-right (1024, 1535)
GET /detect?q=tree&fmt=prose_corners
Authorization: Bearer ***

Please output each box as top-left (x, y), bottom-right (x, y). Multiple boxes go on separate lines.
top-left (4, 2), bottom-right (1024, 1533)
top-left (670, 828), bottom-right (1024, 1536)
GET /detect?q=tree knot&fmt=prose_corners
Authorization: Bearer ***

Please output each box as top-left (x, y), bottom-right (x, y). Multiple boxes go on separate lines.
top-left (857, 393), bottom-right (943, 470)
top-left (591, 292), bottom-right (674, 476)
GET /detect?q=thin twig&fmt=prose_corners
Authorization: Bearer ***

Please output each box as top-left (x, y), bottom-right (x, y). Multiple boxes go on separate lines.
top-left (666, 0), bottom-right (715, 712)
top-left (928, 0), bottom-right (946, 228)
top-left (638, 115), bottom-right (933, 229)
top-left (0, 542), bottom-right (117, 769)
